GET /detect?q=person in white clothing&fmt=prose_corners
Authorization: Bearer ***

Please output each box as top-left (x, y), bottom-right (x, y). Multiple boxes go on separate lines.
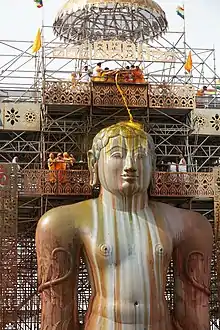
top-left (178, 153), bottom-right (187, 172)
top-left (12, 156), bottom-right (20, 171)
top-left (93, 62), bottom-right (102, 77)
top-left (79, 66), bottom-right (91, 83)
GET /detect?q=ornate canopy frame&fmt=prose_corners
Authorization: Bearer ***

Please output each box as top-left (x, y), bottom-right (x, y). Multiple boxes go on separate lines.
top-left (53, 0), bottom-right (168, 44)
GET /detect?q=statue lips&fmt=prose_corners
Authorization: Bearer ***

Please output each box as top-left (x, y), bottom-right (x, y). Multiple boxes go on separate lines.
top-left (121, 174), bottom-right (138, 182)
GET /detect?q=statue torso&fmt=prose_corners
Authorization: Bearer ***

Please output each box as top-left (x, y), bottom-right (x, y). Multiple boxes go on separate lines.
top-left (79, 200), bottom-right (174, 328)
top-left (37, 198), bottom-right (205, 330)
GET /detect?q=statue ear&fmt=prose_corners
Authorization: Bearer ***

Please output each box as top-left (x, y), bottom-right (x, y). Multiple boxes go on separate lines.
top-left (149, 153), bottom-right (156, 194)
top-left (87, 150), bottom-right (99, 186)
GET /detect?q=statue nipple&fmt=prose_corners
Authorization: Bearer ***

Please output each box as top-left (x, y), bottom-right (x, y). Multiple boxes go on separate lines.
top-left (99, 243), bottom-right (112, 257)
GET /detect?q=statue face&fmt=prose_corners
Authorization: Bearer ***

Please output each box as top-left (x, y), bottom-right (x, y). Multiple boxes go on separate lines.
top-left (98, 134), bottom-right (152, 196)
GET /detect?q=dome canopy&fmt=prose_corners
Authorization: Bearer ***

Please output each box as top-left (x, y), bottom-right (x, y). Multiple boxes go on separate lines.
top-left (53, 0), bottom-right (168, 45)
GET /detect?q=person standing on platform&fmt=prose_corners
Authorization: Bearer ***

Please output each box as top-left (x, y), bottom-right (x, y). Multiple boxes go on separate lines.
top-left (55, 153), bottom-right (65, 183)
top-left (79, 65), bottom-right (91, 83)
top-left (178, 153), bottom-right (187, 172)
top-left (12, 156), bottom-right (20, 172)
top-left (93, 62), bottom-right (103, 81)
top-left (63, 152), bottom-right (74, 170)
top-left (47, 153), bottom-right (56, 183)
top-left (133, 66), bottom-right (145, 83)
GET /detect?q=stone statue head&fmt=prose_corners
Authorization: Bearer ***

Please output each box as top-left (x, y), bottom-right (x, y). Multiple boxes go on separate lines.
top-left (88, 121), bottom-right (156, 197)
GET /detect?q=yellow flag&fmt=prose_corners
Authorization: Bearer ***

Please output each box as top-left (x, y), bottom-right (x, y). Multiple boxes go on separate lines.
top-left (184, 51), bottom-right (192, 73)
top-left (32, 28), bottom-right (42, 53)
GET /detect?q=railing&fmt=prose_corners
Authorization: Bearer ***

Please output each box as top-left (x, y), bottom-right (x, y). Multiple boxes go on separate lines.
top-left (43, 81), bottom-right (91, 106)
top-left (196, 95), bottom-right (220, 109)
top-left (148, 84), bottom-right (195, 109)
top-left (92, 82), bottom-right (148, 108)
top-left (43, 81), bottom-right (195, 110)
top-left (150, 171), bottom-right (214, 197)
top-left (21, 170), bottom-right (92, 196)
top-left (20, 170), bottom-right (215, 198)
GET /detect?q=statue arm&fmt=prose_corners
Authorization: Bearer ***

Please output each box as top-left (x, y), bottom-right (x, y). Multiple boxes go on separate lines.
top-left (173, 214), bottom-right (213, 330)
top-left (36, 211), bottom-right (81, 330)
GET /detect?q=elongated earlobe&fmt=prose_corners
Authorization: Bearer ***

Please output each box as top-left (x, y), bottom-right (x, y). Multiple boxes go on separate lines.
top-left (92, 162), bottom-right (99, 186)
top-left (87, 150), bottom-right (99, 186)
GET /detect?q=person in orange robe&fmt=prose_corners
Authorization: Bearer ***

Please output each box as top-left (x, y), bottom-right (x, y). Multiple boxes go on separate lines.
top-left (133, 66), bottom-right (145, 83)
top-left (47, 153), bottom-right (56, 183)
top-left (63, 152), bottom-right (74, 170)
top-left (55, 153), bottom-right (65, 183)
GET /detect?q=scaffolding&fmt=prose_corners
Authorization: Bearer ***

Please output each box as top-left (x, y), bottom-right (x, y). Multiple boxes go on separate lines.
top-left (0, 17), bottom-right (219, 330)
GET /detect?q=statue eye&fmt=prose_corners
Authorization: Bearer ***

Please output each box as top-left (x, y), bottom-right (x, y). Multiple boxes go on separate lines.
top-left (111, 152), bottom-right (122, 158)
top-left (137, 152), bottom-right (146, 159)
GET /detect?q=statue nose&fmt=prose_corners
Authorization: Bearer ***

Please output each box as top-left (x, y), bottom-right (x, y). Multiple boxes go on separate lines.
top-left (124, 156), bottom-right (137, 172)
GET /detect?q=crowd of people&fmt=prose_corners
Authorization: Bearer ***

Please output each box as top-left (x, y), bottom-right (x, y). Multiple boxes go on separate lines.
top-left (70, 65), bottom-right (220, 102)
top-left (158, 153), bottom-right (187, 172)
top-left (47, 152), bottom-right (76, 171)
top-left (72, 63), bottom-right (146, 84)
top-left (169, 153), bottom-right (187, 172)
top-left (47, 152), bottom-right (78, 183)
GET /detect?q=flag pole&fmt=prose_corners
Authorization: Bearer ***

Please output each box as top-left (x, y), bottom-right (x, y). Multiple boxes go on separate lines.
top-left (41, 2), bottom-right (45, 77)
top-left (182, 2), bottom-right (187, 82)
top-left (183, 3), bottom-right (186, 60)
top-left (40, 2), bottom-right (46, 169)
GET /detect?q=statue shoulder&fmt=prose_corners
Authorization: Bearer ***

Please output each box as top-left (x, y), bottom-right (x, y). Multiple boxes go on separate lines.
top-left (182, 208), bottom-right (213, 239)
top-left (150, 201), bottom-right (213, 246)
top-left (37, 199), bottom-right (95, 233)
top-left (175, 207), bottom-right (213, 252)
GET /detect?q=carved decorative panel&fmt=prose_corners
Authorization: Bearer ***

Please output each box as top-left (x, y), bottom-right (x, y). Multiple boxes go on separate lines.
top-left (149, 84), bottom-right (195, 109)
top-left (23, 170), bottom-right (92, 196)
top-left (213, 168), bottom-right (220, 197)
top-left (191, 108), bottom-right (220, 135)
top-left (0, 103), bottom-right (40, 131)
top-left (0, 164), bottom-right (18, 329)
top-left (92, 82), bottom-right (148, 108)
top-left (150, 172), bottom-right (214, 197)
top-left (52, 41), bottom-right (177, 62)
top-left (21, 170), bottom-right (216, 198)
top-left (44, 81), bottom-right (91, 105)
top-left (43, 80), bottom-right (196, 110)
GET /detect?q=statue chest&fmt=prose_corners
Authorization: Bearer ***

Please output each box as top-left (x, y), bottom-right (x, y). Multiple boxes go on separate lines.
top-left (82, 207), bottom-right (173, 271)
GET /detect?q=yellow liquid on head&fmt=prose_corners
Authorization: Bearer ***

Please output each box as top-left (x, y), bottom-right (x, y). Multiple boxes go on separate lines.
top-left (121, 121), bottom-right (143, 132)
top-left (91, 120), bottom-right (149, 163)
top-left (104, 122), bottom-right (146, 142)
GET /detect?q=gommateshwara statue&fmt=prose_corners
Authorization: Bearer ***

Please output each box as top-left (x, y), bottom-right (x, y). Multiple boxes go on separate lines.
top-left (36, 121), bottom-right (212, 330)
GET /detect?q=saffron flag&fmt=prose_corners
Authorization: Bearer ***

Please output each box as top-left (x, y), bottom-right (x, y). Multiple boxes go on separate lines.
top-left (184, 51), bottom-right (192, 73)
top-left (32, 28), bottom-right (42, 53)
top-left (34, 0), bottom-right (43, 8)
top-left (176, 6), bottom-right (184, 19)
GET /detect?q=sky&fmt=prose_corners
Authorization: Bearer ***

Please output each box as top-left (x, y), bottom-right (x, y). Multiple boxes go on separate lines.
top-left (0, 0), bottom-right (220, 73)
